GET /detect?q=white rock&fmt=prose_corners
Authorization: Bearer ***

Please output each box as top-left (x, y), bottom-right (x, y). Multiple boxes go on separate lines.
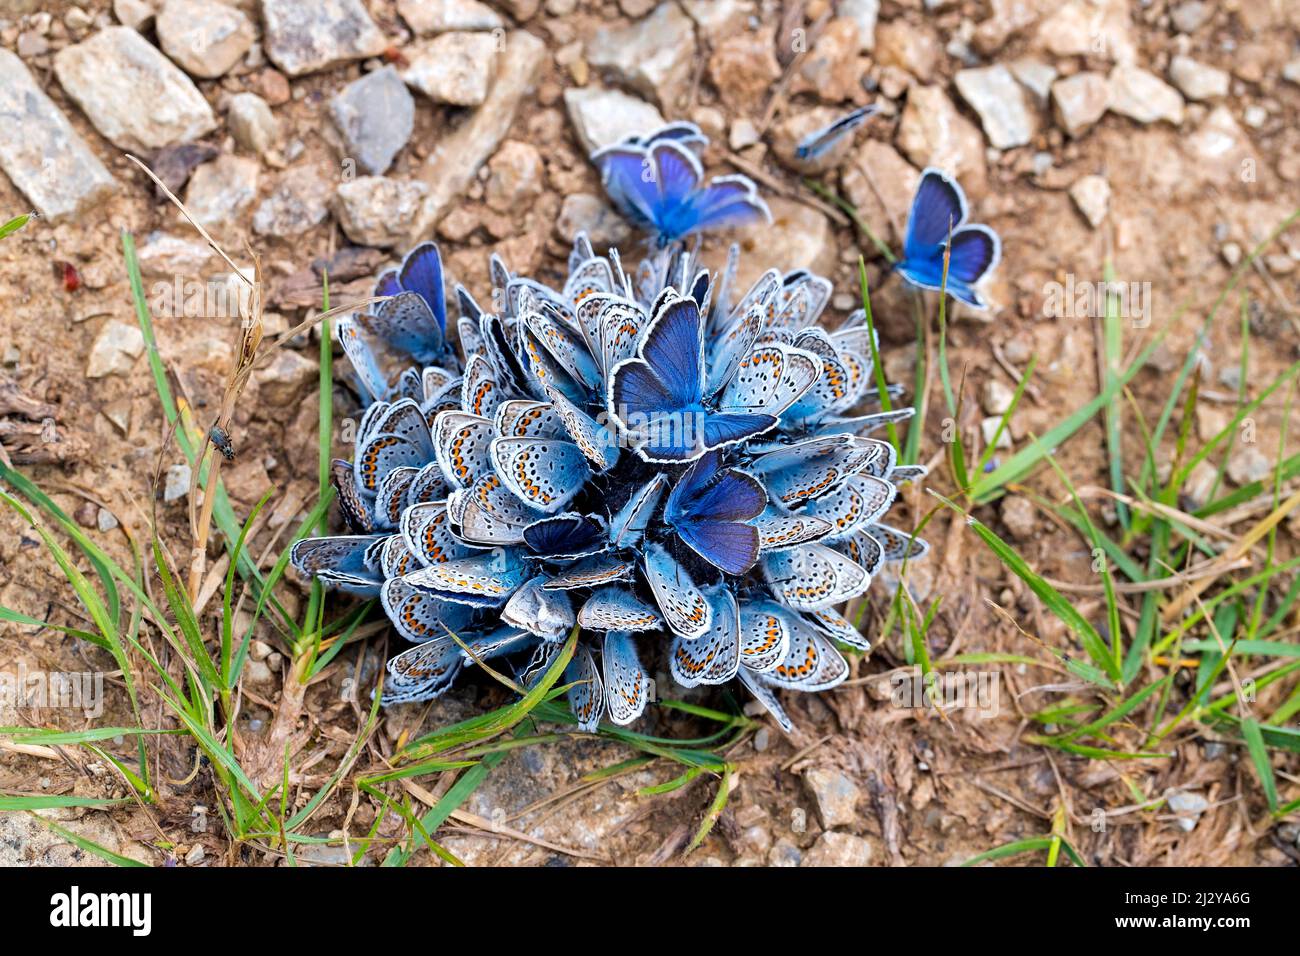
top-left (403, 32), bottom-right (499, 106)
top-left (334, 176), bottom-right (430, 247)
top-left (114, 0), bottom-right (157, 30)
top-left (586, 3), bottom-right (696, 111)
top-left (260, 0), bottom-right (387, 77)
top-left (1051, 72), bottom-right (1109, 137)
top-left (1069, 174), bottom-right (1110, 228)
top-left (896, 85), bottom-right (986, 181)
top-left (135, 231), bottom-right (213, 276)
top-left (1284, 60), bottom-right (1300, 86)
top-left (1036, 0), bottom-right (1135, 64)
top-left (0, 49), bottom-right (118, 222)
top-left (97, 508), bottom-right (119, 533)
top-left (981, 378), bottom-right (1014, 415)
top-left (408, 31), bottom-right (545, 238)
top-left (53, 26), bottom-right (217, 151)
top-left (484, 140), bottom-right (542, 212)
top-left (1008, 58), bottom-right (1057, 105)
top-left (227, 92), bottom-right (280, 157)
top-left (86, 320), bottom-right (145, 378)
top-left (182, 154), bottom-right (260, 232)
top-left (1168, 55), bottom-right (1229, 101)
top-left (801, 831), bottom-right (873, 867)
top-left (156, 0), bottom-right (254, 79)
top-left (1108, 66), bottom-right (1185, 125)
top-left (564, 86), bottom-right (665, 154)
top-left (252, 169), bottom-right (330, 236)
top-left (397, 0), bottom-right (503, 33)
top-left (981, 416), bottom-right (1012, 449)
top-left (836, 0), bottom-right (879, 51)
top-left (954, 64), bottom-right (1036, 149)
top-left (330, 66), bottom-right (414, 175)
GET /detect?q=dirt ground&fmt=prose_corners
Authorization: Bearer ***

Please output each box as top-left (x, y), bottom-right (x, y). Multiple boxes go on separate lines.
top-left (1, 0), bottom-right (1298, 866)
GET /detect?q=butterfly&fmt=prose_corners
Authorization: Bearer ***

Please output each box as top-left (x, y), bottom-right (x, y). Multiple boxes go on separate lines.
top-left (894, 168), bottom-right (1001, 309)
top-left (665, 450), bottom-right (766, 575)
top-left (608, 294), bottom-right (782, 462)
top-left (795, 104), bottom-right (879, 160)
top-left (360, 242), bottom-right (452, 364)
top-left (591, 134), bottom-right (770, 247)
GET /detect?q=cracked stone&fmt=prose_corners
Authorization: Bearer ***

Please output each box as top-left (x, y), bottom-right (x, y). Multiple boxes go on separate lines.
top-left (53, 26), bottom-right (217, 151)
top-left (0, 49), bottom-right (118, 221)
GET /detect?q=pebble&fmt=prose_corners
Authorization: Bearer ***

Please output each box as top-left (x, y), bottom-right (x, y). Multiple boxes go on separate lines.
top-left (679, 0), bottom-right (749, 42)
top-left (252, 169), bottom-right (331, 237)
top-left (981, 416), bottom-right (1012, 450)
top-left (16, 30), bottom-right (48, 57)
top-left (1167, 790), bottom-right (1208, 832)
top-left (802, 831), bottom-right (873, 866)
top-left (803, 768), bottom-right (862, 829)
top-left (397, 0), bottom-right (503, 34)
top-left (102, 399), bottom-right (132, 435)
top-left (729, 118), bottom-right (760, 151)
top-left (1051, 72), bottom-right (1109, 137)
top-left (156, 0), bottom-right (254, 79)
top-left (1228, 446), bottom-right (1272, 486)
top-left (227, 92), bottom-right (280, 158)
top-left (403, 32), bottom-right (500, 107)
top-left (791, 17), bottom-right (862, 102)
top-left (707, 31), bottom-right (781, 113)
top-left (261, 0), bottom-right (387, 77)
top-left (136, 231), bottom-right (213, 276)
top-left (875, 18), bottom-right (938, 81)
top-left (333, 176), bottom-right (430, 247)
top-left (1008, 58), bottom-right (1057, 106)
top-left (1183, 105), bottom-right (1250, 174)
top-left (97, 508), bottom-right (119, 533)
top-left (86, 319), bottom-right (145, 378)
top-left (955, 64), bottom-right (1036, 149)
top-left (407, 32), bottom-right (545, 235)
top-left (163, 463), bottom-right (192, 502)
top-left (330, 66), bottom-right (414, 176)
top-left (586, 2), bottom-right (696, 111)
top-left (981, 378), bottom-right (1014, 415)
top-left (184, 844), bottom-right (205, 865)
top-left (114, 0), bottom-right (156, 30)
top-left (1170, 0), bottom-right (1213, 33)
top-left (484, 140), bottom-right (542, 213)
top-left (53, 26), bottom-right (217, 151)
top-left (1000, 495), bottom-right (1036, 540)
top-left (255, 350), bottom-right (319, 406)
top-left (0, 50), bottom-right (119, 222)
top-left (556, 193), bottom-right (632, 248)
top-left (1108, 66), bottom-right (1185, 126)
top-left (896, 85), bottom-right (986, 182)
top-left (837, 0), bottom-right (879, 51)
top-left (564, 86), bottom-right (665, 154)
top-left (840, 139), bottom-right (919, 246)
top-left (1069, 174), bottom-right (1110, 228)
top-left (1284, 61), bottom-right (1300, 86)
top-left (182, 154), bottom-right (260, 232)
top-left (768, 839), bottom-right (802, 867)
top-left (1168, 55), bottom-right (1229, 101)
top-left (1037, 0), bottom-right (1135, 64)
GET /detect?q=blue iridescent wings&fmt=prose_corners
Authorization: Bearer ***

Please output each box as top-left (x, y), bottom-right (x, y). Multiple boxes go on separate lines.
top-left (608, 295), bottom-right (779, 462)
top-left (895, 168), bottom-right (1001, 309)
top-left (592, 137), bottom-right (770, 246)
top-left (665, 450), bottom-right (766, 575)
top-left (795, 104), bottom-right (878, 160)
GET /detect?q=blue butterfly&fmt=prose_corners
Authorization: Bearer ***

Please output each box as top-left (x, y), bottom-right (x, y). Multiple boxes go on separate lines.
top-left (608, 294), bottom-right (780, 462)
top-left (795, 104), bottom-right (878, 160)
top-left (666, 449), bottom-right (766, 575)
top-left (360, 242), bottom-right (451, 364)
top-left (592, 135), bottom-right (770, 247)
top-left (895, 168), bottom-right (1001, 309)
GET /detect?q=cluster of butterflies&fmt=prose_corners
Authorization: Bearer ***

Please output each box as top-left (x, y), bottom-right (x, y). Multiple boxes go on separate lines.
top-left (289, 121), bottom-right (1000, 732)
top-left (591, 116), bottom-right (1001, 309)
